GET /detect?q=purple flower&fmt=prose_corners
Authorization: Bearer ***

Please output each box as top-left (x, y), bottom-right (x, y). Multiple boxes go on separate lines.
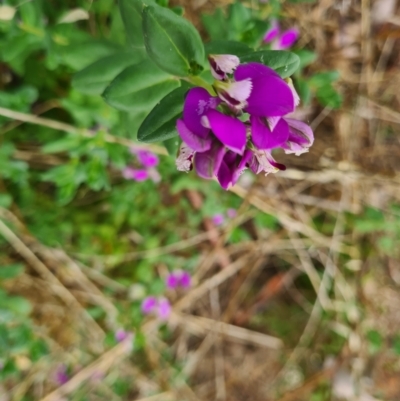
top-left (124, 149), bottom-right (160, 183)
top-left (212, 214), bottom-right (225, 226)
top-left (115, 329), bottom-right (129, 343)
top-left (174, 55), bottom-right (313, 189)
top-left (123, 167), bottom-right (149, 182)
top-left (263, 21), bottom-right (299, 50)
top-left (166, 270), bottom-right (192, 289)
top-left (157, 298), bottom-right (171, 320)
top-left (141, 296), bottom-right (158, 314)
top-left (55, 365), bottom-right (69, 385)
top-left (136, 150), bottom-right (159, 168)
top-left (141, 296), bottom-right (172, 320)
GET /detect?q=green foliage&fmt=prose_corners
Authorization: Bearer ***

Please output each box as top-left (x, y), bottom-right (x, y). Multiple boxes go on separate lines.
top-left (72, 51), bottom-right (141, 95)
top-left (103, 59), bottom-right (180, 112)
top-left (137, 84), bottom-right (190, 143)
top-left (142, 3), bottom-right (205, 76)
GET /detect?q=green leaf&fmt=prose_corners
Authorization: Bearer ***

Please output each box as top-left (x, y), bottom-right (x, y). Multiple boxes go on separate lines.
top-left (0, 194), bottom-right (12, 209)
top-left (72, 51), bottom-right (142, 95)
top-left (201, 8), bottom-right (228, 41)
top-left (293, 49), bottom-right (317, 69)
top-left (205, 40), bottom-right (251, 57)
top-left (142, 4), bottom-right (205, 76)
top-left (137, 84), bottom-right (189, 143)
top-left (163, 136), bottom-right (180, 156)
top-left (241, 19), bottom-right (270, 48)
top-left (308, 71), bottom-right (340, 87)
top-left (118, 0), bottom-right (154, 53)
top-left (316, 85), bottom-right (342, 109)
top-left (0, 264), bottom-right (24, 280)
top-left (60, 39), bottom-right (123, 71)
top-left (295, 78), bottom-right (311, 105)
top-left (42, 135), bottom-right (81, 154)
top-left (240, 50), bottom-right (300, 78)
top-left (103, 59), bottom-right (180, 112)
top-left (0, 296), bottom-right (32, 316)
top-left (227, 2), bottom-right (251, 38)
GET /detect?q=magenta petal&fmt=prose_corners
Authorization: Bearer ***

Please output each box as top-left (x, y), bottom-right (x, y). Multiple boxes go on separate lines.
top-left (183, 88), bottom-right (219, 138)
top-left (157, 298), bottom-right (171, 320)
top-left (141, 296), bottom-right (157, 314)
top-left (245, 75), bottom-right (295, 117)
top-left (178, 271), bottom-right (191, 288)
top-left (137, 150), bottom-right (159, 168)
top-left (234, 62), bottom-right (279, 81)
top-left (251, 116), bottom-right (290, 150)
top-left (217, 162), bottom-right (233, 189)
top-left (206, 109), bottom-right (247, 154)
top-left (194, 141), bottom-right (225, 179)
top-left (166, 273), bottom-right (179, 289)
top-left (176, 119), bottom-right (212, 152)
top-left (285, 118), bottom-right (314, 145)
top-left (277, 28), bottom-right (299, 50)
top-left (263, 20), bottom-right (280, 43)
top-left (232, 149), bottom-right (253, 185)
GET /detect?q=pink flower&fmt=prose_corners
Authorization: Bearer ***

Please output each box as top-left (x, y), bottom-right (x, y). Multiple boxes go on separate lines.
top-left (55, 365), bottom-right (69, 385)
top-left (123, 167), bottom-right (149, 182)
top-left (115, 329), bottom-right (130, 343)
top-left (212, 214), bottom-right (225, 226)
top-left (263, 21), bottom-right (299, 50)
top-left (166, 270), bottom-right (192, 289)
top-left (123, 149), bottom-right (160, 183)
top-left (141, 296), bottom-right (171, 320)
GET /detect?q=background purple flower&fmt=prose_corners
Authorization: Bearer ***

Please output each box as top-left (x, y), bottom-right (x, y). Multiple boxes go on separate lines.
top-left (141, 296), bottom-right (157, 314)
top-left (166, 270), bottom-right (192, 289)
top-left (123, 168), bottom-right (149, 182)
top-left (55, 365), bottom-right (69, 385)
top-left (212, 214), bottom-right (225, 226)
top-left (136, 150), bottom-right (159, 168)
top-left (115, 329), bottom-right (129, 343)
top-left (263, 21), bottom-right (299, 50)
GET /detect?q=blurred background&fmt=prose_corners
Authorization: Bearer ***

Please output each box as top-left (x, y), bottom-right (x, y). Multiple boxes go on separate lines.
top-left (0, 0), bottom-right (400, 400)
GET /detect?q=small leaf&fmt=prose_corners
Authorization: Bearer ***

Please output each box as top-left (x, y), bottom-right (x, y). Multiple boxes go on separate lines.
top-left (42, 135), bottom-right (81, 154)
top-left (240, 50), bottom-right (300, 78)
top-left (60, 39), bottom-right (122, 71)
top-left (72, 51), bottom-right (141, 95)
top-left (0, 264), bottom-right (24, 280)
top-left (227, 2), bottom-right (251, 38)
top-left (201, 8), bottom-right (228, 41)
top-left (205, 40), bottom-right (251, 57)
top-left (0, 194), bottom-right (12, 208)
top-left (119, 0), bottom-right (154, 54)
top-left (137, 84), bottom-right (189, 143)
top-left (142, 4), bottom-right (205, 76)
top-left (293, 49), bottom-right (317, 69)
top-left (103, 59), bottom-right (180, 112)
top-left (0, 296), bottom-right (32, 316)
top-left (308, 71), bottom-right (340, 87)
top-left (163, 137), bottom-right (180, 156)
top-left (316, 85), bottom-right (342, 109)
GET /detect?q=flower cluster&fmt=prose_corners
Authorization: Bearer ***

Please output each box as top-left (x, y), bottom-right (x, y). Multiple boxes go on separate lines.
top-left (123, 148), bottom-right (160, 183)
top-left (141, 296), bottom-right (171, 320)
top-left (263, 20), bottom-right (299, 50)
top-left (166, 270), bottom-right (191, 289)
top-left (175, 55), bottom-right (313, 189)
top-left (212, 208), bottom-right (237, 226)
